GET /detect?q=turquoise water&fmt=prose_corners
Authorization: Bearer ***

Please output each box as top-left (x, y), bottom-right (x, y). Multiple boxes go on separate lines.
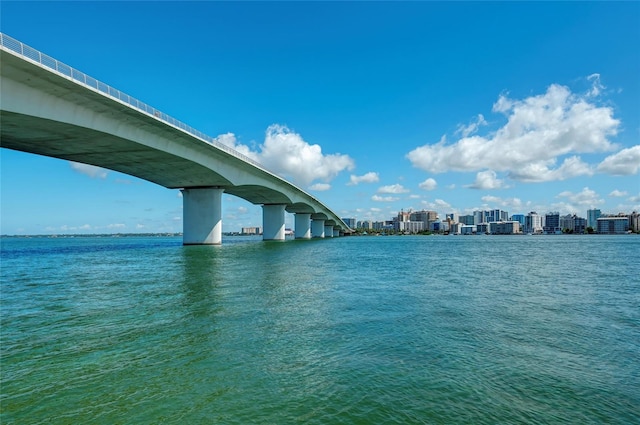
top-left (1, 235), bottom-right (639, 424)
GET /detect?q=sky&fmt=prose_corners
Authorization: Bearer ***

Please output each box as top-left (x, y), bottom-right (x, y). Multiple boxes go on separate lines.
top-left (1, 1), bottom-right (639, 235)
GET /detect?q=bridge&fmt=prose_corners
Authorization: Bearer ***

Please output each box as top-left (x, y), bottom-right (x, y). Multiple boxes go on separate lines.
top-left (0, 33), bottom-right (352, 244)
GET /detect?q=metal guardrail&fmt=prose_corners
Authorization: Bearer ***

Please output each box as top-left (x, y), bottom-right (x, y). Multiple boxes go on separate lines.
top-left (0, 32), bottom-right (268, 171)
top-left (0, 32), bottom-right (350, 231)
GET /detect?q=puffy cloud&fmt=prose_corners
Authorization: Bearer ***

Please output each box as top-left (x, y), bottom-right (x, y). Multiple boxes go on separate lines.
top-left (406, 81), bottom-right (620, 182)
top-left (372, 195), bottom-right (399, 202)
top-left (480, 195), bottom-right (525, 209)
top-left (508, 156), bottom-right (593, 182)
top-left (260, 125), bottom-right (354, 186)
top-left (107, 223), bottom-right (126, 229)
top-left (69, 162), bottom-right (107, 179)
top-left (347, 172), bottom-right (380, 185)
top-left (556, 187), bottom-right (604, 209)
top-left (309, 183), bottom-right (331, 191)
top-left (213, 132), bottom-right (259, 162)
top-left (609, 189), bottom-right (628, 197)
top-left (597, 145), bottom-right (640, 175)
top-left (419, 178), bottom-right (437, 191)
top-left (212, 125), bottom-right (355, 186)
top-left (377, 184), bottom-right (409, 194)
top-left (467, 170), bottom-right (508, 189)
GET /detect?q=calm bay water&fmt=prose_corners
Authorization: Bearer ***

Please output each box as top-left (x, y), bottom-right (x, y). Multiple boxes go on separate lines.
top-left (1, 234), bottom-right (639, 424)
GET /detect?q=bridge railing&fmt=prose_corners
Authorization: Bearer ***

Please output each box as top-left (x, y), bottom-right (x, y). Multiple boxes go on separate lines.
top-left (0, 33), bottom-right (269, 172)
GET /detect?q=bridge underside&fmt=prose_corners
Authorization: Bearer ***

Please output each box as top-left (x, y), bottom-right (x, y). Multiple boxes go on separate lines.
top-left (1, 111), bottom-right (232, 189)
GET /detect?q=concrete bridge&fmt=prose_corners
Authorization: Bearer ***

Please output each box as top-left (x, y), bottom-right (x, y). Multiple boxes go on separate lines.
top-left (0, 33), bottom-right (352, 244)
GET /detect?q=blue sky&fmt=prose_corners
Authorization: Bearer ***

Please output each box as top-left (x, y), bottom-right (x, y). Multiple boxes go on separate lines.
top-left (1, 1), bottom-right (639, 234)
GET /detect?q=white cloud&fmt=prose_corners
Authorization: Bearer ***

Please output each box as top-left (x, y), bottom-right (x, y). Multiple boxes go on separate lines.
top-left (372, 195), bottom-right (399, 202)
top-left (455, 114), bottom-right (487, 138)
top-left (377, 184), bottom-right (409, 194)
top-left (419, 178), bottom-right (437, 191)
top-left (596, 145), bottom-right (640, 175)
top-left (467, 170), bottom-right (508, 189)
top-left (556, 187), bottom-right (604, 209)
top-left (480, 195), bottom-right (525, 210)
top-left (260, 125), bottom-right (354, 186)
top-left (609, 189), bottom-right (628, 197)
top-left (69, 162), bottom-right (107, 179)
top-left (309, 183), bottom-right (331, 191)
top-left (587, 73), bottom-right (604, 97)
top-left (406, 81), bottom-right (620, 182)
top-left (212, 125), bottom-right (355, 186)
top-left (347, 172), bottom-right (379, 185)
top-left (509, 156), bottom-right (593, 182)
top-left (107, 223), bottom-right (126, 229)
top-left (628, 193), bottom-right (640, 203)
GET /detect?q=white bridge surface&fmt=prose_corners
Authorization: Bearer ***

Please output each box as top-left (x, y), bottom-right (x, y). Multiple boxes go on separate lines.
top-left (0, 33), bottom-right (351, 244)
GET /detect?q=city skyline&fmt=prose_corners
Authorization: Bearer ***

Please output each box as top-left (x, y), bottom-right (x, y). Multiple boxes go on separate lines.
top-left (1, 2), bottom-right (639, 235)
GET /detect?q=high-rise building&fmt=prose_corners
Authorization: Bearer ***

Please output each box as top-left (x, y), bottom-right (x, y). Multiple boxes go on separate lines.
top-left (544, 212), bottom-right (561, 234)
top-left (342, 218), bottom-right (357, 229)
top-left (524, 212), bottom-right (543, 234)
top-left (587, 209), bottom-right (601, 229)
top-left (511, 214), bottom-right (525, 226)
top-left (630, 211), bottom-right (640, 233)
top-left (459, 214), bottom-right (475, 225)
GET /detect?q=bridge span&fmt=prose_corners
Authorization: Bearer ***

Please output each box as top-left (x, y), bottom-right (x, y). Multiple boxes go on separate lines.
top-left (0, 33), bottom-right (352, 244)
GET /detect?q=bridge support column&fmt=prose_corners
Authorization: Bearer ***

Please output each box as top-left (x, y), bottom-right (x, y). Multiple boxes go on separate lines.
top-left (295, 213), bottom-right (312, 239)
top-left (182, 187), bottom-right (223, 245)
top-left (333, 228), bottom-right (340, 237)
top-left (263, 204), bottom-right (286, 241)
top-left (312, 219), bottom-right (325, 238)
top-left (324, 225), bottom-right (334, 238)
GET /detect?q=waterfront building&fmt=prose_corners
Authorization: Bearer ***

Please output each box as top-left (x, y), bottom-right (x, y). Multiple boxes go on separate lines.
top-left (560, 214), bottom-right (575, 232)
top-left (587, 209), bottom-right (602, 229)
top-left (445, 213), bottom-right (459, 223)
top-left (460, 225), bottom-right (476, 235)
top-left (477, 223), bottom-right (489, 234)
top-left (574, 216), bottom-right (587, 234)
top-left (342, 218), bottom-right (357, 229)
top-left (241, 226), bottom-right (262, 235)
top-left (410, 210), bottom-right (438, 229)
top-left (488, 221), bottom-right (520, 235)
top-left (597, 216), bottom-right (629, 234)
top-left (459, 214), bottom-right (475, 225)
top-left (473, 210), bottom-right (483, 225)
top-left (358, 220), bottom-right (373, 230)
top-left (400, 221), bottom-right (424, 234)
top-left (544, 212), bottom-right (561, 234)
top-left (629, 211), bottom-right (639, 233)
top-left (511, 214), bottom-right (525, 227)
top-left (524, 212), bottom-right (543, 234)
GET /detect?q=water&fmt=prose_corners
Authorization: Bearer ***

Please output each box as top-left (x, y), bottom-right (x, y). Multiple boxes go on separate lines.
top-left (1, 235), bottom-right (639, 424)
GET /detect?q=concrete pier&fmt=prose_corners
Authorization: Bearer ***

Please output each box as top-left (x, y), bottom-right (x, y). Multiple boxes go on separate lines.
top-left (182, 187), bottom-right (223, 245)
top-left (295, 213), bottom-right (312, 239)
top-left (324, 224), bottom-right (334, 238)
top-left (312, 219), bottom-right (325, 238)
top-left (262, 204), bottom-right (286, 241)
